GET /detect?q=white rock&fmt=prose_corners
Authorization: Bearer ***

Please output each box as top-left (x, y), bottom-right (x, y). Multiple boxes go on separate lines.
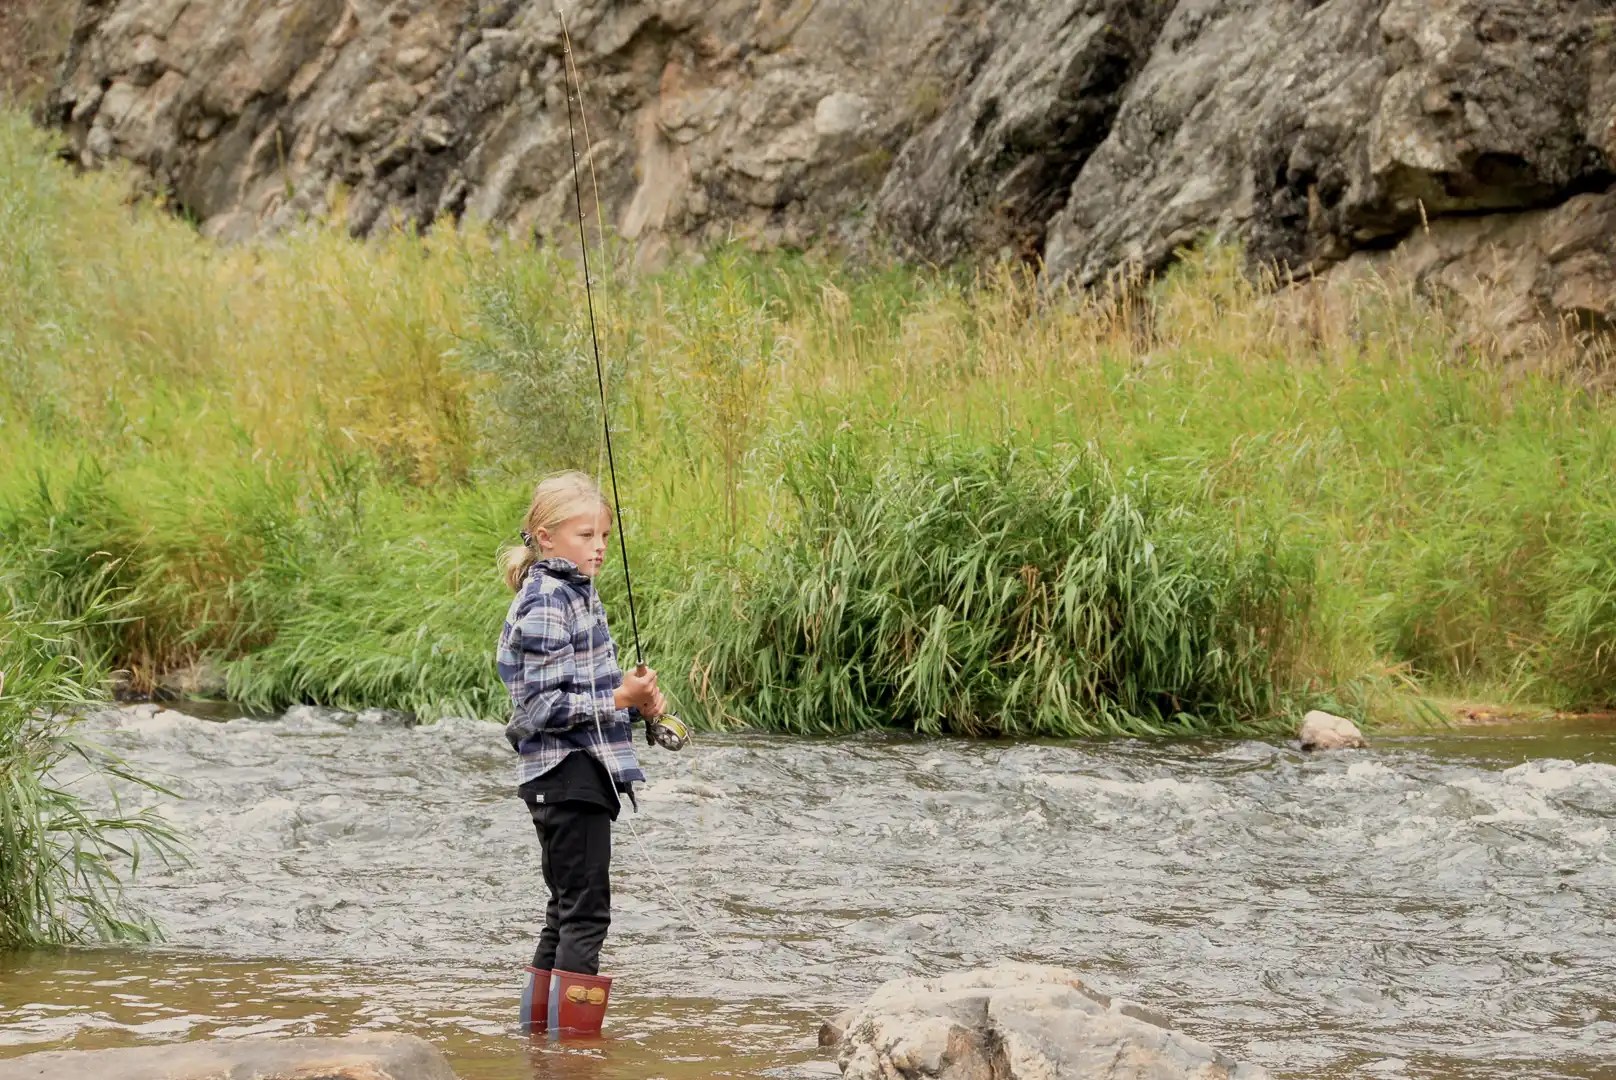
top-left (828, 964), bottom-right (1269, 1079)
top-left (1298, 710), bottom-right (1367, 751)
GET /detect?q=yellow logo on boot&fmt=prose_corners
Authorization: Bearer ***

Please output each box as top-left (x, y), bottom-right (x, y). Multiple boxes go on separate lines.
top-left (565, 985), bottom-right (607, 1005)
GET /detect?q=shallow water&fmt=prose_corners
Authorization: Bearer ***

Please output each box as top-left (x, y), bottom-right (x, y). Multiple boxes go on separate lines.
top-left (1, 705), bottom-right (1613, 1078)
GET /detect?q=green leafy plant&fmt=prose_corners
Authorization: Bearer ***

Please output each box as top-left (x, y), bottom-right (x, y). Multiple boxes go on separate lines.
top-left (0, 567), bottom-right (184, 949)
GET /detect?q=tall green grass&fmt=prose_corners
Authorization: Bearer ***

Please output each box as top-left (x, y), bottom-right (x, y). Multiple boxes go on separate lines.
top-left (3, 108), bottom-right (1615, 736)
top-left (664, 439), bottom-right (1311, 736)
top-left (0, 572), bottom-right (182, 949)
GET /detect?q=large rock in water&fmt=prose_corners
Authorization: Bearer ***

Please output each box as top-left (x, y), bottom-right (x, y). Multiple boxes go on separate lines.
top-left (824, 965), bottom-right (1269, 1080)
top-left (1298, 709), bottom-right (1368, 751)
top-left (0, 1033), bottom-right (456, 1080)
top-left (41, 0), bottom-right (1616, 345)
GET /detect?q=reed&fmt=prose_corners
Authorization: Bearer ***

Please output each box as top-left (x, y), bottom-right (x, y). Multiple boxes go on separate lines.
top-left (659, 438), bottom-right (1310, 736)
top-left (0, 571), bottom-right (182, 949)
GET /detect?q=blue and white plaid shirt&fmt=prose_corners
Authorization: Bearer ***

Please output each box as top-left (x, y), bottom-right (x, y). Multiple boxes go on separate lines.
top-left (497, 558), bottom-right (646, 790)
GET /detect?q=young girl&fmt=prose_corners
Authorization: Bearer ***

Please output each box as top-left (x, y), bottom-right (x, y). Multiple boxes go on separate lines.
top-left (497, 471), bottom-right (665, 1036)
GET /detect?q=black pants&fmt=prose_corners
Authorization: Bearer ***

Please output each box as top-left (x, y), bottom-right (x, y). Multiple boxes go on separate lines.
top-left (526, 799), bottom-right (613, 975)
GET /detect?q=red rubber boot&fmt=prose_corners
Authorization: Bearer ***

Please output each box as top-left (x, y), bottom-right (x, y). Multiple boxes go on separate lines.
top-left (520, 966), bottom-right (550, 1032)
top-left (546, 969), bottom-right (612, 1036)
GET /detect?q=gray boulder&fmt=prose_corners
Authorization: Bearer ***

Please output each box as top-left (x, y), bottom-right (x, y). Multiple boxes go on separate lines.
top-left (874, 0), bottom-right (1172, 265)
top-left (825, 964), bottom-right (1268, 1080)
top-left (1043, 0), bottom-right (1612, 288)
top-left (0, 1033), bottom-right (456, 1080)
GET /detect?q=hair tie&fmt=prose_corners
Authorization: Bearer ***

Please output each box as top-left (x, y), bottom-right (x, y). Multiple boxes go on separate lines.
top-left (520, 530), bottom-right (534, 547)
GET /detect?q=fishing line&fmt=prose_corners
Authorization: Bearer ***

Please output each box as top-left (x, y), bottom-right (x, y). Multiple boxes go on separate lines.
top-left (557, 4), bottom-right (730, 963)
top-left (555, 11), bottom-right (843, 1022)
top-left (557, 6), bottom-right (643, 670)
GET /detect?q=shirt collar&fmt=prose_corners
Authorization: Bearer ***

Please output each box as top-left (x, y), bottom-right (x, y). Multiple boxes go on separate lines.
top-left (533, 557), bottom-right (593, 587)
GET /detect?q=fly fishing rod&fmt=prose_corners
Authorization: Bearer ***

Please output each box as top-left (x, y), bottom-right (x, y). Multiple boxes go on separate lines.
top-left (553, 19), bottom-right (857, 1027)
top-left (556, 8), bottom-right (687, 752)
top-left (549, 2), bottom-right (769, 976)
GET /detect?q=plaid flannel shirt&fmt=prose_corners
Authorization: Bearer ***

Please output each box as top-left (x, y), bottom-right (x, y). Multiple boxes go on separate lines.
top-left (497, 558), bottom-right (646, 790)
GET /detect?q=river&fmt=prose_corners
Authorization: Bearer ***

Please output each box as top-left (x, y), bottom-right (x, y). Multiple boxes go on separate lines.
top-left (1, 704), bottom-right (1612, 1078)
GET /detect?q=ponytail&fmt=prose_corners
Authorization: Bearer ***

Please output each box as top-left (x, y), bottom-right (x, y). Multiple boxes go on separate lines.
top-left (501, 543), bottom-right (538, 592)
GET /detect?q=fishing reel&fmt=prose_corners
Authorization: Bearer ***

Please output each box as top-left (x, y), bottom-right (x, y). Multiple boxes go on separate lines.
top-left (646, 713), bottom-right (690, 752)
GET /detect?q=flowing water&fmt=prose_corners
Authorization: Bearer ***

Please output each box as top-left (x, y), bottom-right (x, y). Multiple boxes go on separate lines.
top-left (1, 704), bottom-right (1614, 1079)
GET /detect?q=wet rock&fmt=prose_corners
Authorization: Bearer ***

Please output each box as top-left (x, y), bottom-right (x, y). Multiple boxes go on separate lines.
top-left (282, 704), bottom-right (353, 728)
top-left (155, 658), bottom-right (228, 700)
top-left (0, 1033), bottom-right (456, 1080)
top-left (819, 1007), bottom-right (855, 1047)
top-left (1298, 710), bottom-right (1367, 751)
top-left (118, 702), bottom-right (163, 722)
top-left (106, 667), bottom-right (139, 700)
top-left (827, 964), bottom-right (1268, 1079)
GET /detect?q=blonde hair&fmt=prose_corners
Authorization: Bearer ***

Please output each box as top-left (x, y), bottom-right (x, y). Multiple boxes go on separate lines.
top-left (501, 471), bottom-right (613, 590)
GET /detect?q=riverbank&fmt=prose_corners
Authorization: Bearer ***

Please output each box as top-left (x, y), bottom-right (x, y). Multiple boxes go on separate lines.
top-left (4, 109), bottom-right (1616, 736)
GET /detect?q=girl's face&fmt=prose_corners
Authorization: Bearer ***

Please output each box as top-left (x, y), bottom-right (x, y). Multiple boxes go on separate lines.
top-left (537, 506), bottom-right (611, 577)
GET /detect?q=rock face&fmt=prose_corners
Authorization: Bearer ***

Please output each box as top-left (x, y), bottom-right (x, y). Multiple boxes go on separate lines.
top-left (0, 1033), bottom-right (456, 1080)
top-left (1043, 0), bottom-right (1613, 287)
top-left (824, 964), bottom-right (1269, 1080)
top-left (47, 0), bottom-right (954, 253)
top-left (1298, 709), bottom-right (1368, 751)
top-left (42, 0), bottom-right (1616, 343)
top-left (1337, 189), bottom-right (1616, 353)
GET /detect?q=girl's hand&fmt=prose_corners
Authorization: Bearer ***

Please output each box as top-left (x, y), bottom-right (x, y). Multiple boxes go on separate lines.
top-left (615, 665), bottom-right (659, 712)
top-left (641, 689), bottom-right (667, 721)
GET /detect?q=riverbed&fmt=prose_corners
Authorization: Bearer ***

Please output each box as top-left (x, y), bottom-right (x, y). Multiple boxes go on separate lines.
top-left (1, 705), bottom-right (1612, 1078)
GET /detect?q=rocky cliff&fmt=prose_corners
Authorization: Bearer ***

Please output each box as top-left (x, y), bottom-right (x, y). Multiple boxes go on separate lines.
top-left (43, 0), bottom-right (1616, 346)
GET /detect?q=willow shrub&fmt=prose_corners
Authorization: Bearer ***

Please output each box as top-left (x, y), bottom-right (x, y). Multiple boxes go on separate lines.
top-left (662, 438), bottom-right (1313, 737)
top-left (0, 577), bottom-right (182, 949)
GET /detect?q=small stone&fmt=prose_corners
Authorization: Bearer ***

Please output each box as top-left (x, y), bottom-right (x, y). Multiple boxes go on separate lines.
top-left (84, 124), bottom-right (115, 161)
top-left (419, 115), bottom-right (453, 148)
top-left (1298, 709), bottom-right (1367, 751)
top-left (394, 45), bottom-right (440, 81)
top-left (818, 1008), bottom-right (855, 1047)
